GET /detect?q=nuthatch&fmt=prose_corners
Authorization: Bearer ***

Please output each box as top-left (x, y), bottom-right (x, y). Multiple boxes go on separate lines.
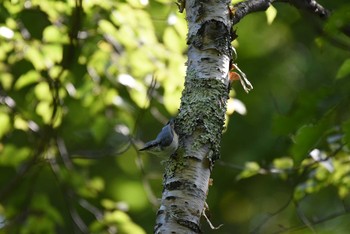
top-left (139, 119), bottom-right (179, 157)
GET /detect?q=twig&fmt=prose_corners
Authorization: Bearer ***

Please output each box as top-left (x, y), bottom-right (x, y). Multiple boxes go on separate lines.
top-left (203, 203), bottom-right (223, 230)
top-left (273, 209), bottom-right (350, 234)
top-left (294, 200), bottom-right (316, 233)
top-left (283, 0), bottom-right (330, 19)
top-left (56, 137), bottom-right (74, 169)
top-left (250, 193), bottom-right (293, 234)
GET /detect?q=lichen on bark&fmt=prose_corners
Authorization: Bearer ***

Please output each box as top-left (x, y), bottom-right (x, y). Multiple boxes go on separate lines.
top-left (177, 73), bottom-right (228, 162)
top-left (155, 0), bottom-right (232, 232)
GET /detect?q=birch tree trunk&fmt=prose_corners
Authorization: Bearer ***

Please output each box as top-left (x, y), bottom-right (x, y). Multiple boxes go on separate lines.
top-left (155, 0), bottom-right (233, 233)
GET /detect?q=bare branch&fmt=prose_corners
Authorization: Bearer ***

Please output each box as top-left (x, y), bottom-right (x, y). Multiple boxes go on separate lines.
top-left (284, 0), bottom-right (330, 19)
top-left (251, 193), bottom-right (294, 234)
top-left (294, 201), bottom-right (316, 233)
top-left (231, 0), bottom-right (274, 25)
top-left (231, 0), bottom-right (330, 26)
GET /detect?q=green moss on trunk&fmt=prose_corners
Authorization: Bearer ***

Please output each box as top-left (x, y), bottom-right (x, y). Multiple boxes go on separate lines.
top-left (177, 74), bottom-right (229, 162)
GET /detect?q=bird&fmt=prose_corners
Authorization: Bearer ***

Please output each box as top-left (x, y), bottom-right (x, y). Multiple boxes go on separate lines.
top-left (139, 119), bottom-right (179, 157)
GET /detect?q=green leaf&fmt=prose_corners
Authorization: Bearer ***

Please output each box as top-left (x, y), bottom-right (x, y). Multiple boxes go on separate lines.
top-left (0, 112), bottom-right (11, 138)
top-left (42, 44), bottom-right (63, 64)
top-left (0, 144), bottom-right (31, 167)
top-left (25, 46), bottom-right (46, 70)
top-left (265, 5), bottom-right (277, 25)
top-left (163, 27), bottom-right (184, 53)
top-left (14, 115), bottom-right (28, 131)
top-left (236, 161), bottom-right (261, 180)
top-left (336, 59), bottom-right (350, 79)
top-left (294, 180), bottom-right (317, 200)
top-left (19, 9), bottom-right (51, 39)
top-left (101, 199), bottom-right (119, 210)
top-left (14, 70), bottom-right (40, 90)
top-left (291, 116), bottom-right (329, 164)
top-left (34, 82), bottom-right (52, 101)
top-left (43, 25), bottom-right (69, 43)
top-left (91, 210), bottom-right (146, 234)
top-left (79, 177), bottom-right (105, 198)
top-left (36, 101), bottom-right (52, 124)
top-left (273, 157), bottom-right (294, 170)
top-left (111, 180), bottom-right (148, 211)
top-left (0, 73), bottom-right (13, 90)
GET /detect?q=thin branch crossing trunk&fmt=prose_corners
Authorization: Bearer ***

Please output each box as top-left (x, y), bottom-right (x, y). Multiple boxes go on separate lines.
top-left (154, 0), bottom-right (234, 233)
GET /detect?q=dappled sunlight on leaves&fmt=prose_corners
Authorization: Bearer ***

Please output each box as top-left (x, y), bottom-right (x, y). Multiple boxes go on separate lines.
top-left (0, 0), bottom-right (350, 233)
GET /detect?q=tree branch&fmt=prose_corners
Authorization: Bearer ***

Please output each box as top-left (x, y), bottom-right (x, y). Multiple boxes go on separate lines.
top-left (231, 0), bottom-right (274, 25)
top-left (273, 209), bottom-right (350, 234)
top-left (284, 0), bottom-right (330, 19)
top-left (231, 0), bottom-right (330, 26)
top-left (154, 0), bottom-right (232, 232)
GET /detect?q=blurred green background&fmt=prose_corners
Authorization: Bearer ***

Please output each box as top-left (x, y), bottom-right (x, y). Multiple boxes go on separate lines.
top-left (0, 0), bottom-right (350, 233)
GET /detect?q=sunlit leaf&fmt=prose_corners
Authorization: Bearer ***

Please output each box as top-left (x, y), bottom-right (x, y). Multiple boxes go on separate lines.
top-left (102, 199), bottom-right (118, 210)
top-left (14, 115), bottom-right (28, 131)
top-left (36, 101), bottom-right (52, 124)
top-left (0, 144), bottom-right (31, 167)
top-left (91, 210), bottom-right (146, 234)
top-left (98, 19), bottom-right (120, 39)
top-left (128, 48), bottom-right (156, 77)
top-left (42, 44), bottom-right (63, 65)
top-left (14, 70), bottom-right (40, 90)
top-left (173, 12), bottom-right (188, 39)
top-left (163, 27), bottom-right (184, 53)
top-left (25, 46), bottom-right (46, 70)
top-left (88, 52), bottom-right (109, 77)
top-left (315, 166), bottom-right (330, 181)
top-left (126, 0), bottom-right (149, 8)
top-left (265, 5), bottom-right (277, 25)
top-left (0, 112), bottom-right (11, 138)
top-left (111, 181), bottom-right (148, 211)
top-left (34, 82), bottom-right (52, 102)
top-left (273, 157), bottom-right (293, 170)
top-left (43, 25), bottom-right (69, 43)
top-left (226, 98), bottom-right (247, 115)
top-left (236, 161), bottom-right (261, 180)
top-left (79, 177), bottom-right (105, 198)
top-left (0, 73), bottom-right (13, 90)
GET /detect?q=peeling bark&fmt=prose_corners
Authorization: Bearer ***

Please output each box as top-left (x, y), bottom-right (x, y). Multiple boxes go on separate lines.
top-left (154, 0), bottom-right (232, 233)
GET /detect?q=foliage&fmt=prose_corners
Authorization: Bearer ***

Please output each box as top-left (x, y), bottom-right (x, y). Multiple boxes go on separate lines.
top-left (0, 0), bottom-right (349, 234)
top-left (0, 0), bottom-right (185, 233)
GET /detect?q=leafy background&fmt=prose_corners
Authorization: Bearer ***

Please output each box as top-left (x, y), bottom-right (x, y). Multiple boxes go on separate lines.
top-left (0, 0), bottom-right (350, 233)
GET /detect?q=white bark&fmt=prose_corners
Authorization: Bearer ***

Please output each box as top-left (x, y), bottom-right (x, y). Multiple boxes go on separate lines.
top-left (155, 0), bottom-right (233, 233)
